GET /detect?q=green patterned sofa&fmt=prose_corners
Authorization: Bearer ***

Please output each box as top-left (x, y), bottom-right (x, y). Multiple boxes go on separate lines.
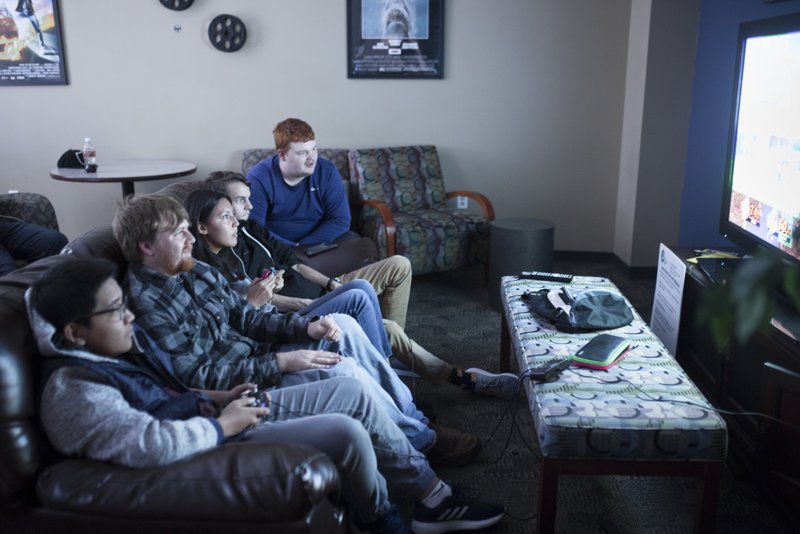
top-left (241, 145), bottom-right (495, 276)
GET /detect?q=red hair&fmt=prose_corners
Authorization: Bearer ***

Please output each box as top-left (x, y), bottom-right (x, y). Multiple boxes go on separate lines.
top-left (273, 118), bottom-right (315, 152)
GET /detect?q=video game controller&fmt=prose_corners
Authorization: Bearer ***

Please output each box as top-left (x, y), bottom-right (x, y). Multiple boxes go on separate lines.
top-left (259, 267), bottom-right (276, 280)
top-left (242, 390), bottom-right (270, 408)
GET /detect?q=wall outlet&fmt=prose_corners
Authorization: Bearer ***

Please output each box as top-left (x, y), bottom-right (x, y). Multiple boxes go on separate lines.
top-left (456, 195), bottom-right (468, 209)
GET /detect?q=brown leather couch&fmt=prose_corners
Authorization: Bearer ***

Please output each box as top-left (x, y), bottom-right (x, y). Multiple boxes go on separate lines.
top-left (0, 245), bottom-right (346, 530)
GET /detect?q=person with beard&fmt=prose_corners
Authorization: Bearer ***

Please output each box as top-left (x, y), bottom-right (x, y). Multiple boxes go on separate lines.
top-left (112, 193), bottom-right (482, 468)
top-left (27, 256), bottom-right (505, 533)
top-left (205, 172), bottom-right (520, 401)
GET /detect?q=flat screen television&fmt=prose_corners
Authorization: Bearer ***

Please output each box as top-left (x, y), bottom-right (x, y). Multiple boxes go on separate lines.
top-left (720, 12), bottom-right (800, 267)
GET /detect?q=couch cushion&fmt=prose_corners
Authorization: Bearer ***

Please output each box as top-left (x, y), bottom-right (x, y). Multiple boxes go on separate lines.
top-left (37, 443), bottom-right (339, 522)
top-left (349, 146), bottom-right (447, 213)
top-left (362, 208), bottom-right (490, 274)
top-left (62, 226), bottom-right (127, 280)
top-left (156, 180), bottom-right (207, 205)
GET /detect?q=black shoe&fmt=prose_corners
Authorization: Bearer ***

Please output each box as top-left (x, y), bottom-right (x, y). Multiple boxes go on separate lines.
top-left (425, 423), bottom-right (481, 468)
top-left (355, 504), bottom-right (411, 534)
top-left (411, 483), bottom-right (504, 533)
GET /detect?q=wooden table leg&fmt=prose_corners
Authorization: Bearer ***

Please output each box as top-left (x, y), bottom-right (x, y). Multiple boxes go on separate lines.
top-left (500, 312), bottom-right (510, 372)
top-left (537, 458), bottom-right (559, 534)
top-left (694, 462), bottom-right (722, 534)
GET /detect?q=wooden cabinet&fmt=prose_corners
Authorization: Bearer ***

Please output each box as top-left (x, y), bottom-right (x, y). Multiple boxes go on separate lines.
top-left (671, 247), bottom-right (800, 523)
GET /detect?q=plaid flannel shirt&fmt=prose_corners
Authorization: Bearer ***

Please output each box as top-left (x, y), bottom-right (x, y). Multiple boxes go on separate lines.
top-left (124, 261), bottom-right (312, 390)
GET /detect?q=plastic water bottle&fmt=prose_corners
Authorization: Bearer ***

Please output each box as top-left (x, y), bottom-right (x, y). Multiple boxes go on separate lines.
top-left (82, 137), bottom-right (97, 172)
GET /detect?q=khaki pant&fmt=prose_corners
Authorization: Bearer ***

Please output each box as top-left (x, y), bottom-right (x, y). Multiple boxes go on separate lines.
top-left (384, 319), bottom-right (454, 383)
top-left (340, 255), bottom-right (412, 328)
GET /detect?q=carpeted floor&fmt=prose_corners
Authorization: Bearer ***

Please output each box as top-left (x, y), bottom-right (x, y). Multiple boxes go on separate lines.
top-left (399, 260), bottom-right (797, 533)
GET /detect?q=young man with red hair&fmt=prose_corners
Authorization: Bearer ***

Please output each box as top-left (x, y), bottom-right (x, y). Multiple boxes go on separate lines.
top-left (247, 117), bottom-right (352, 247)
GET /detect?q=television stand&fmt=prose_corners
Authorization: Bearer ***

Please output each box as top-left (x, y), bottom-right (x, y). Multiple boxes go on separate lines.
top-left (670, 246), bottom-right (800, 528)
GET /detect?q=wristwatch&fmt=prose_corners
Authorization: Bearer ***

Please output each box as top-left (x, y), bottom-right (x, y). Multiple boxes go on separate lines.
top-left (326, 277), bottom-right (342, 291)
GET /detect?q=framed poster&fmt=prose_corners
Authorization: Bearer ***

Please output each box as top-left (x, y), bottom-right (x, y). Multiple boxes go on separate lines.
top-left (347, 0), bottom-right (444, 79)
top-left (0, 0), bottom-right (67, 86)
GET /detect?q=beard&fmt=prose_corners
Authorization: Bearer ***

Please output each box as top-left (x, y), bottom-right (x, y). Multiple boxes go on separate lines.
top-left (178, 256), bottom-right (195, 273)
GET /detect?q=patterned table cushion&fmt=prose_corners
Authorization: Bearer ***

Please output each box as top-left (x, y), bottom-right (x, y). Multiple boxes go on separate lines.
top-left (501, 275), bottom-right (728, 461)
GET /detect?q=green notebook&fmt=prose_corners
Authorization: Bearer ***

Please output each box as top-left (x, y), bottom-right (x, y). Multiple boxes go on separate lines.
top-left (572, 334), bottom-right (631, 370)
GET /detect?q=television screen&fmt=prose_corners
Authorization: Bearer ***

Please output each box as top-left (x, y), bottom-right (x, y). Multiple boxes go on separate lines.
top-left (721, 13), bottom-right (800, 266)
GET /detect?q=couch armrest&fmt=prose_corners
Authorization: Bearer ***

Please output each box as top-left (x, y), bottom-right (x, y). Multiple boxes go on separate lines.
top-left (445, 191), bottom-right (495, 220)
top-left (37, 442), bottom-right (340, 522)
top-left (360, 200), bottom-right (398, 257)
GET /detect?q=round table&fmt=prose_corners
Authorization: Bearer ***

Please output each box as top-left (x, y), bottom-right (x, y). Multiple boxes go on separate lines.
top-left (488, 217), bottom-right (555, 311)
top-left (50, 159), bottom-right (197, 198)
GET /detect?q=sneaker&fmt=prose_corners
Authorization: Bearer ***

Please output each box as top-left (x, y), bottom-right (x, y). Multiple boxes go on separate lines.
top-left (426, 423), bottom-right (481, 467)
top-left (355, 504), bottom-right (411, 534)
top-left (411, 482), bottom-right (504, 533)
top-left (466, 367), bottom-right (519, 400)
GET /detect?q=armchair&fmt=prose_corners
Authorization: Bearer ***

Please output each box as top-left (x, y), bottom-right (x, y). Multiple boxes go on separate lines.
top-left (0, 192), bottom-right (67, 274)
top-left (0, 192), bottom-right (60, 231)
top-left (349, 145), bottom-right (495, 275)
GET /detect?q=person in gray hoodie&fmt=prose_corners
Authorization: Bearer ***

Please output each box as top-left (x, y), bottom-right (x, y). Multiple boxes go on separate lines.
top-left (27, 257), bottom-right (505, 534)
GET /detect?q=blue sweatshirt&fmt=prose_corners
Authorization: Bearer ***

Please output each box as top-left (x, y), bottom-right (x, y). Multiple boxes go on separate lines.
top-left (246, 155), bottom-right (351, 246)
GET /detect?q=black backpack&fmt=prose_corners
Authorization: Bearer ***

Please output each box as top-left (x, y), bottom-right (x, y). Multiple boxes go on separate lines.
top-left (521, 287), bottom-right (634, 333)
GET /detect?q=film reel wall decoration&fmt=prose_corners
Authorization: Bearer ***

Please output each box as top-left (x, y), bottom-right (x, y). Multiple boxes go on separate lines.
top-left (158, 2), bottom-right (247, 53)
top-left (159, 0), bottom-right (194, 11)
top-left (208, 14), bottom-right (247, 52)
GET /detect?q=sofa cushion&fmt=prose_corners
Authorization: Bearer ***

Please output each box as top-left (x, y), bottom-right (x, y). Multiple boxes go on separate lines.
top-left (349, 146), bottom-right (447, 212)
top-left (156, 180), bottom-right (207, 205)
top-left (37, 444), bottom-right (340, 522)
top-left (362, 208), bottom-right (490, 275)
top-left (62, 226), bottom-right (127, 279)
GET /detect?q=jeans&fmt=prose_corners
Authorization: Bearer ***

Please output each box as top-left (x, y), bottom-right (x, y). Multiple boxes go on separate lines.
top-left (340, 255), bottom-right (412, 328)
top-left (0, 218), bottom-right (68, 276)
top-left (277, 315), bottom-right (435, 452)
top-left (260, 376), bottom-right (437, 521)
top-left (299, 279), bottom-right (392, 358)
top-left (240, 409), bottom-right (387, 522)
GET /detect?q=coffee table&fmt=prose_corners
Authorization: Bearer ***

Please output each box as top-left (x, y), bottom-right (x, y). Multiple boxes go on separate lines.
top-left (50, 159), bottom-right (196, 198)
top-left (499, 274), bottom-right (728, 534)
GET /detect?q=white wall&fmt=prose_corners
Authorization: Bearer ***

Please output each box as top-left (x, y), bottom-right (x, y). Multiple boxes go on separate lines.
top-left (2, 0), bottom-right (632, 257)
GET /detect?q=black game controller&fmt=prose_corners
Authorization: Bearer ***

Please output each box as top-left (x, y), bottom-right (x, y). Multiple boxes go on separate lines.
top-left (242, 390), bottom-right (270, 408)
top-left (530, 358), bottom-right (572, 382)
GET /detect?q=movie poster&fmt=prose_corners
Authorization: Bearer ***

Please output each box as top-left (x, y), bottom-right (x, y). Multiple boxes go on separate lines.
top-left (0, 0), bottom-right (67, 86)
top-left (347, 0), bottom-right (444, 79)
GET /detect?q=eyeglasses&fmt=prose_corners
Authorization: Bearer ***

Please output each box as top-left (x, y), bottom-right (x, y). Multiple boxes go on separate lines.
top-left (79, 296), bottom-right (129, 322)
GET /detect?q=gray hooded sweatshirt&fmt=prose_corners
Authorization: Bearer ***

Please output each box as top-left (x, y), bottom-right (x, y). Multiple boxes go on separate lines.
top-left (26, 289), bottom-right (222, 469)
